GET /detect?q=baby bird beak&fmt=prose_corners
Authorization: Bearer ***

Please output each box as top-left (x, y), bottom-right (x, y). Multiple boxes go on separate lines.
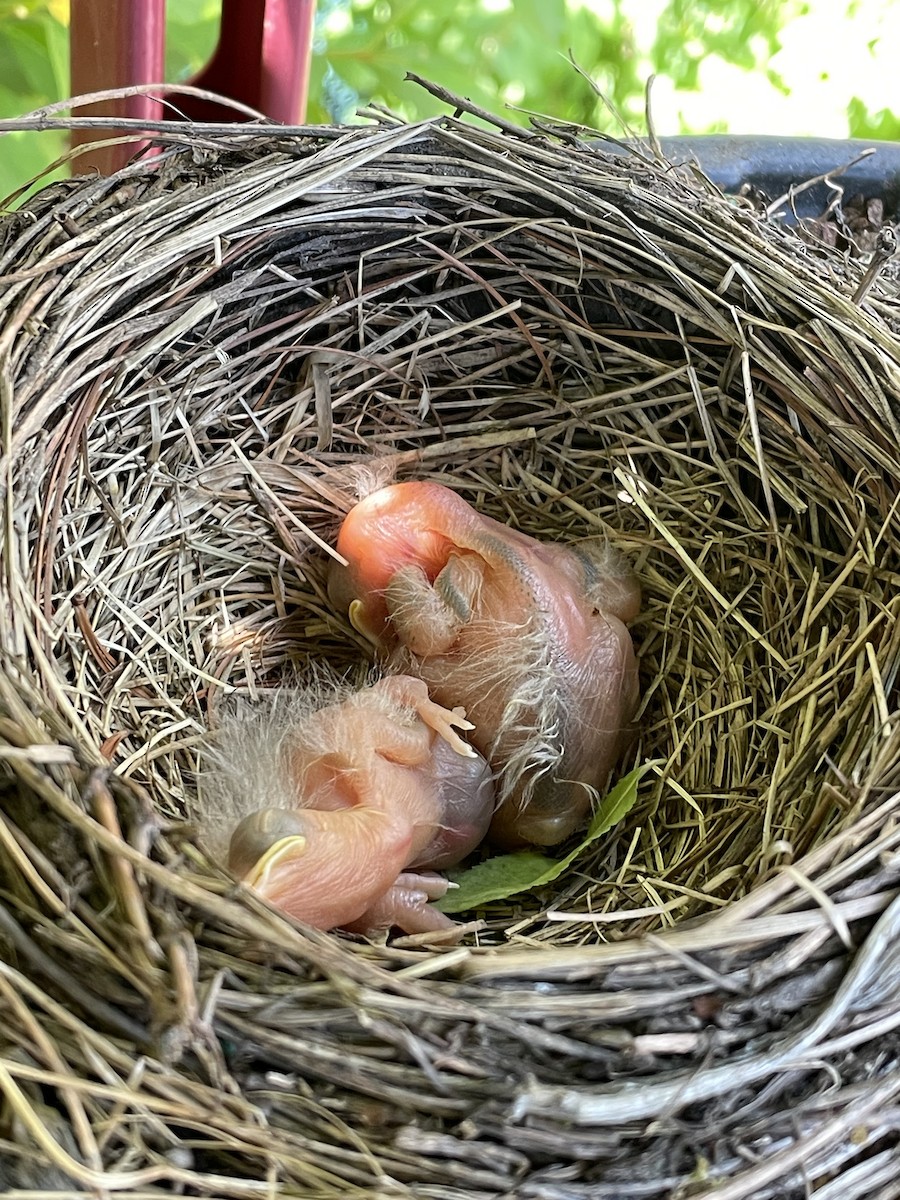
top-left (223, 796), bottom-right (440, 932)
top-left (244, 836), bottom-right (308, 893)
top-left (348, 598), bottom-right (382, 645)
top-left (228, 808), bottom-right (308, 885)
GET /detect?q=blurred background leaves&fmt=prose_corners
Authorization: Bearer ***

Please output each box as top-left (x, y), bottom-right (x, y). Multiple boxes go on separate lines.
top-left (0, 1), bottom-right (68, 195)
top-left (1, 0), bottom-right (898, 200)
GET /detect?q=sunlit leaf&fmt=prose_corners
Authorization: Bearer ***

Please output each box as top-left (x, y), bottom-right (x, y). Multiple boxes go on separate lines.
top-left (848, 96), bottom-right (900, 141)
top-left (165, 0), bottom-right (221, 81)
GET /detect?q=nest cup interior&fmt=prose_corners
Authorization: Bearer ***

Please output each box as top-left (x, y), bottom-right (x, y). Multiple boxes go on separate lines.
top-left (3, 119), bottom-right (900, 939)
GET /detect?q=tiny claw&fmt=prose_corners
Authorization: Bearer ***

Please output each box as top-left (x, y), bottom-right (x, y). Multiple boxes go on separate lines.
top-left (343, 871), bottom-right (457, 935)
top-left (414, 697), bottom-right (478, 757)
top-left (451, 705), bottom-right (476, 731)
top-left (393, 870), bottom-right (451, 901)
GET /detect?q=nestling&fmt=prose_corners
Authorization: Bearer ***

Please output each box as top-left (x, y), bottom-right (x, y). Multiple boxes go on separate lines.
top-left (328, 481), bottom-right (640, 848)
top-left (199, 673), bottom-right (494, 935)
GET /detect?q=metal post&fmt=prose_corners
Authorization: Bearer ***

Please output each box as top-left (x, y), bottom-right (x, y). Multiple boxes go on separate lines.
top-left (69, 0), bottom-right (166, 175)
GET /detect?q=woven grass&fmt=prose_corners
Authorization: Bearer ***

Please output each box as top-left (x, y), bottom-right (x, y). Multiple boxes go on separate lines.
top-left (1, 97), bottom-right (900, 1195)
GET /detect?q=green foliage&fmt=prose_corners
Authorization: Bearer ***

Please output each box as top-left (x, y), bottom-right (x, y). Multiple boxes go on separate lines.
top-left (0, 2), bottom-right (68, 204)
top-left (436, 764), bottom-right (649, 913)
top-left (309, 0), bottom-right (646, 128)
top-left (651, 0), bottom-right (803, 92)
top-left (847, 95), bottom-right (900, 141)
top-left (311, 0), bottom-right (804, 129)
top-left (164, 0), bottom-right (220, 83)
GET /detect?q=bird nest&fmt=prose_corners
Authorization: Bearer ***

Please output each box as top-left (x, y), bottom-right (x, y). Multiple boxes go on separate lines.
top-left (1, 104), bottom-right (900, 1196)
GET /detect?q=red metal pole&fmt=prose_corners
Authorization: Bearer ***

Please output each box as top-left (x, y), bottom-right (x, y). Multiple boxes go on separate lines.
top-left (181, 0), bottom-right (317, 124)
top-left (69, 0), bottom-right (166, 175)
top-left (69, 0), bottom-right (316, 175)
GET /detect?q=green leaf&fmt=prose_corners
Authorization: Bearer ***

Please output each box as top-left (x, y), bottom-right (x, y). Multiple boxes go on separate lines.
top-left (437, 764), bottom-right (650, 913)
top-left (164, 0), bottom-right (221, 82)
top-left (847, 96), bottom-right (900, 141)
top-left (0, 16), bottom-right (61, 98)
top-left (437, 849), bottom-right (561, 912)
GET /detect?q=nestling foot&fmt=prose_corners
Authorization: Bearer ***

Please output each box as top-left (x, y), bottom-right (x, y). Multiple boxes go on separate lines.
top-left (413, 698), bottom-right (477, 758)
top-left (377, 674), bottom-right (477, 757)
top-left (343, 871), bottom-right (456, 935)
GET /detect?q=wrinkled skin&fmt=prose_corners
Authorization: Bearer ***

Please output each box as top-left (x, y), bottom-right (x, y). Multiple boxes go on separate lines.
top-left (227, 675), bottom-right (494, 935)
top-left (328, 482), bottom-right (640, 849)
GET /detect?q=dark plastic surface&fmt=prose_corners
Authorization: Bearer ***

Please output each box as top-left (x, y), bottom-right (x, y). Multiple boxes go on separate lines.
top-left (606, 135), bottom-right (900, 221)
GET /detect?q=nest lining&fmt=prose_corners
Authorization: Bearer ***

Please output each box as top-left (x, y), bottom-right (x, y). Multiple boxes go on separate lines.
top-left (0, 110), bottom-right (900, 1195)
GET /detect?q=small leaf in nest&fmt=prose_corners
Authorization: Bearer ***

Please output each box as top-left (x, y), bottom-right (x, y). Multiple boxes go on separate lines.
top-left (436, 764), bottom-right (649, 912)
